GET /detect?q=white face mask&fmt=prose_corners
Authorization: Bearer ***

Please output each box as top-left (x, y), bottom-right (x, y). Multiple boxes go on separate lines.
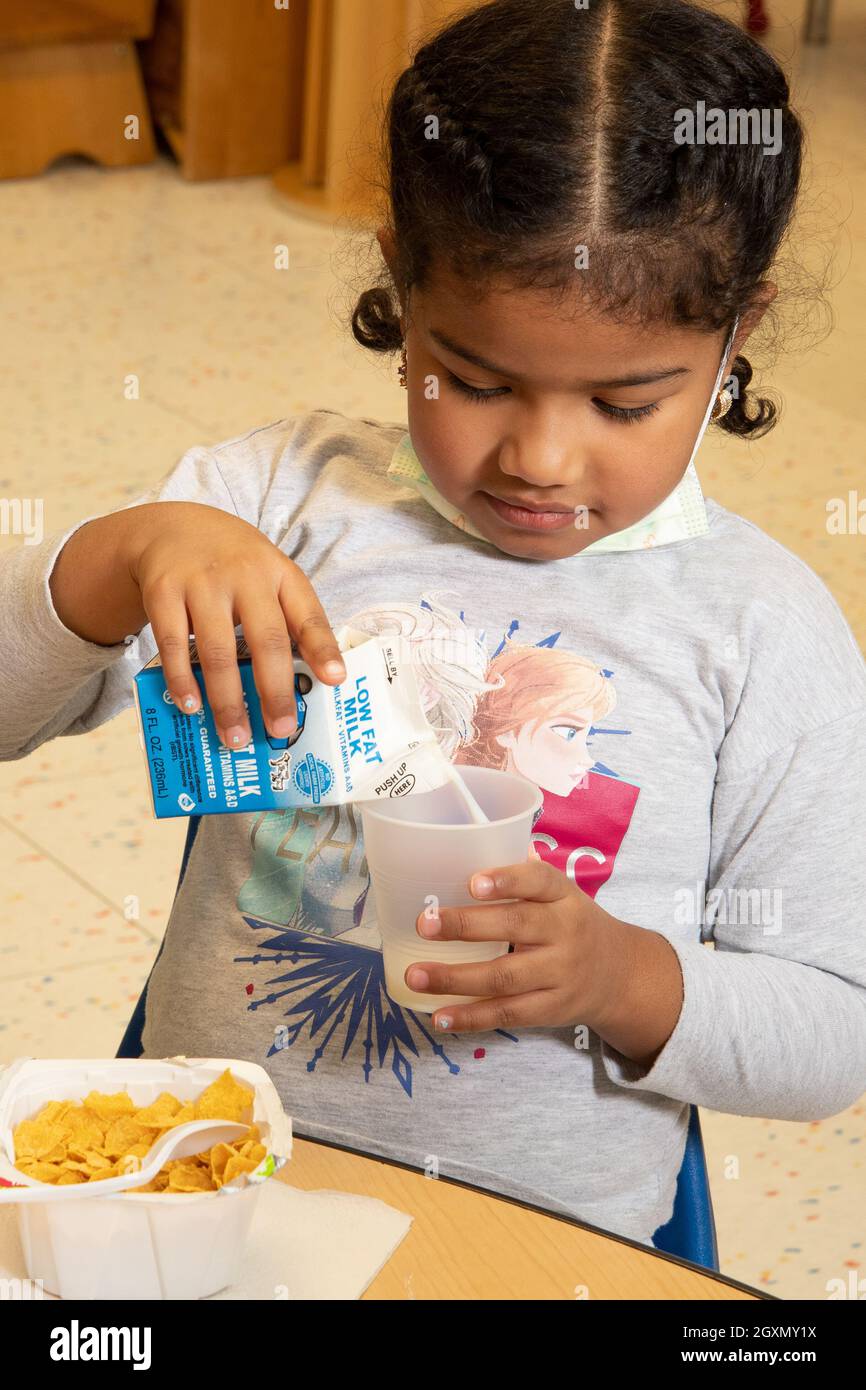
top-left (387, 316), bottom-right (739, 554)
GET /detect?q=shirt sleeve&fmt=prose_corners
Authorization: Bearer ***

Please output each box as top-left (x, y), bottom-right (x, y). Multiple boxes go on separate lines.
top-left (0, 445), bottom-right (242, 762)
top-left (600, 704), bottom-right (866, 1121)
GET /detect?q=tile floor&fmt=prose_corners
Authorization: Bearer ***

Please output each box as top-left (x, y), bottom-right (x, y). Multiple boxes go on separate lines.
top-left (0, 0), bottom-right (864, 1301)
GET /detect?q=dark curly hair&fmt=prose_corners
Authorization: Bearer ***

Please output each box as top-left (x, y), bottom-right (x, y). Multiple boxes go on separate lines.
top-left (351, 0), bottom-right (810, 439)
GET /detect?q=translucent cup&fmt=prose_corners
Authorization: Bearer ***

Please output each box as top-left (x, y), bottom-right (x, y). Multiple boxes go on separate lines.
top-left (359, 766), bottom-right (542, 1012)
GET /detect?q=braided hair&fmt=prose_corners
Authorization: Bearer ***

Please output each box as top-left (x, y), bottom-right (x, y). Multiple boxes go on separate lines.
top-left (352, 0), bottom-right (809, 439)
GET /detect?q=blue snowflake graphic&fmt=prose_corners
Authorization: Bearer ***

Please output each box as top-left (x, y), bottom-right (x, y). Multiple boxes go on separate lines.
top-left (236, 916), bottom-right (518, 1098)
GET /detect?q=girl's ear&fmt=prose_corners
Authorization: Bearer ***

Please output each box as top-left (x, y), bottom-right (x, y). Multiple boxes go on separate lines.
top-left (375, 224), bottom-right (396, 268)
top-left (730, 281), bottom-right (778, 362)
top-left (376, 225), bottom-right (407, 332)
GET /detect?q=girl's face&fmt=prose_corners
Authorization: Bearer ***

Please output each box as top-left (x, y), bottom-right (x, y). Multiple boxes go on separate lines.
top-left (400, 261), bottom-right (740, 561)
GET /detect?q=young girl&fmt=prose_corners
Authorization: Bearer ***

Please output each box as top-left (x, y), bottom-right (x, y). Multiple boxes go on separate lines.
top-left (2, 0), bottom-right (865, 1251)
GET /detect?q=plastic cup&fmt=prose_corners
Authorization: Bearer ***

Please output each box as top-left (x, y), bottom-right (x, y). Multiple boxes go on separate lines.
top-left (359, 765), bottom-right (542, 1012)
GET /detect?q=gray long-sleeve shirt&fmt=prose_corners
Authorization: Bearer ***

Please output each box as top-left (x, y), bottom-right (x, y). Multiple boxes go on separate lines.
top-left (2, 409), bottom-right (866, 1246)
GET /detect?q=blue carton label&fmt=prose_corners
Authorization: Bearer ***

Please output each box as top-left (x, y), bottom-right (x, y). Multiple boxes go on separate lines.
top-left (134, 657), bottom-right (310, 818)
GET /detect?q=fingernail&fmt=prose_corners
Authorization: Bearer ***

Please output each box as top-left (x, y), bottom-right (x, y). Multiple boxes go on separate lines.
top-left (472, 874), bottom-right (494, 895)
top-left (181, 695), bottom-right (198, 711)
top-left (323, 660), bottom-right (346, 679)
top-left (271, 716), bottom-right (296, 737)
top-left (436, 1015), bottom-right (452, 1031)
top-left (223, 725), bottom-right (249, 748)
top-left (407, 968), bottom-right (429, 990)
top-left (418, 915), bottom-right (441, 938)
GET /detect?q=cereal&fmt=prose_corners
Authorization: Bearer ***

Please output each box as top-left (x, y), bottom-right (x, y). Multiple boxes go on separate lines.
top-left (11, 1068), bottom-right (263, 1192)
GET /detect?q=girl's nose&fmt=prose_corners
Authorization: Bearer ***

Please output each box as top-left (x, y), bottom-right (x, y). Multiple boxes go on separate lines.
top-left (498, 430), bottom-right (589, 491)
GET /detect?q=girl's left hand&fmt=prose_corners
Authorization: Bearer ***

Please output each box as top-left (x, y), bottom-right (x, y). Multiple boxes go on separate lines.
top-left (407, 853), bottom-right (623, 1033)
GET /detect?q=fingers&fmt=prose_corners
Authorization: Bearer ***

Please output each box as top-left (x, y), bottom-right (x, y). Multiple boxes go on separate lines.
top-left (146, 583), bottom-right (249, 747)
top-left (143, 581), bottom-right (201, 714)
top-left (237, 598), bottom-right (300, 740)
top-left (404, 947), bottom-right (548, 1003)
top-left (278, 569), bottom-right (346, 685)
top-left (141, 548), bottom-right (346, 749)
top-left (427, 989), bottom-right (557, 1034)
top-left (186, 597), bottom-right (251, 749)
top-left (467, 857), bottom-right (565, 905)
top-left (416, 897), bottom-right (550, 946)
top-left (415, 861), bottom-right (567, 946)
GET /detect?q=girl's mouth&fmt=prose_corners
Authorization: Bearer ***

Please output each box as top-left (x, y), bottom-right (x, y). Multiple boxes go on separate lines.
top-left (482, 492), bottom-right (579, 532)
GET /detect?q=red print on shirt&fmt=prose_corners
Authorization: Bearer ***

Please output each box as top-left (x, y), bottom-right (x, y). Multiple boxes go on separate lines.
top-left (530, 769), bottom-right (640, 897)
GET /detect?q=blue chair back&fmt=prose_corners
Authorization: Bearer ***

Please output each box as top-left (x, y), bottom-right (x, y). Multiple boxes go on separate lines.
top-left (651, 1103), bottom-right (719, 1269)
top-left (117, 814), bottom-right (719, 1271)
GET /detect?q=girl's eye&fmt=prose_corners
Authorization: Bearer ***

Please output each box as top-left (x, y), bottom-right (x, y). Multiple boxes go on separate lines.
top-left (593, 400), bottom-right (660, 424)
top-left (445, 370), bottom-right (660, 423)
top-left (445, 370), bottom-right (510, 404)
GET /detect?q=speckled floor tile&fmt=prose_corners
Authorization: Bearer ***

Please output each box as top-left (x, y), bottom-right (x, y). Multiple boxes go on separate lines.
top-left (702, 1108), bottom-right (866, 1300)
top-left (2, 758), bottom-right (185, 932)
top-left (0, 953), bottom-right (158, 1061)
top-left (2, 708), bottom-right (144, 785)
top-left (0, 820), bottom-right (159, 977)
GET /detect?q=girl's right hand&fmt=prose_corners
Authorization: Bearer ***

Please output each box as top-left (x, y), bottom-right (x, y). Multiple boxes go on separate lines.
top-left (125, 502), bottom-right (346, 749)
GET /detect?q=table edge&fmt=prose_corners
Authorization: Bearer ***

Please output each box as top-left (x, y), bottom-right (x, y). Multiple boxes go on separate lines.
top-left (290, 1129), bottom-right (773, 1301)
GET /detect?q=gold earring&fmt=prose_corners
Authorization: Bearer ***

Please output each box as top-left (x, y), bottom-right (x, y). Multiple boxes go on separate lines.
top-left (398, 344), bottom-right (407, 389)
top-left (711, 387), bottom-right (733, 421)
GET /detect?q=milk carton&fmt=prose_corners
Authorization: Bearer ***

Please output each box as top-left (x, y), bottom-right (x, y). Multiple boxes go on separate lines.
top-left (132, 626), bottom-right (456, 819)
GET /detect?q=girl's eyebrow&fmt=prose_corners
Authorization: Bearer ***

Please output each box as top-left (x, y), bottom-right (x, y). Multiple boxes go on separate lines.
top-left (429, 327), bottom-right (690, 388)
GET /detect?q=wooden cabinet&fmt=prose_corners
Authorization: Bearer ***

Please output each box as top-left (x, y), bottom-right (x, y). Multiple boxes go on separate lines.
top-left (0, 0), bottom-right (158, 177)
top-left (0, 0), bottom-right (476, 195)
top-left (273, 0), bottom-right (472, 224)
top-left (140, 0), bottom-right (308, 180)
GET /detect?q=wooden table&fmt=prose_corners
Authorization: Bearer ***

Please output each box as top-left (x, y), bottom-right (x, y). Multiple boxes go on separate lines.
top-left (280, 1133), bottom-right (766, 1301)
